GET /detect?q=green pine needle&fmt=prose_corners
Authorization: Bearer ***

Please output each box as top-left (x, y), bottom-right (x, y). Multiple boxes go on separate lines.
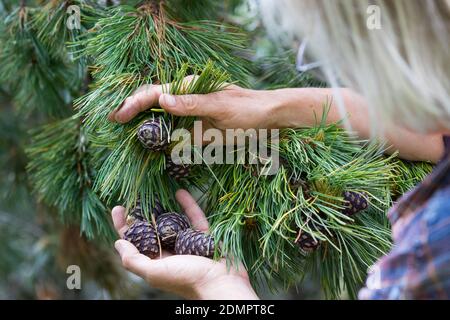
top-left (26, 116), bottom-right (116, 241)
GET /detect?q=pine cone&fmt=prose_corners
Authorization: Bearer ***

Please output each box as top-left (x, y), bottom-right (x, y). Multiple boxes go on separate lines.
top-left (166, 156), bottom-right (191, 180)
top-left (137, 117), bottom-right (170, 151)
top-left (296, 231), bottom-right (321, 252)
top-left (295, 222), bottom-right (325, 252)
top-left (123, 220), bottom-right (160, 258)
top-left (175, 229), bottom-right (215, 258)
top-left (289, 175), bottom-right (311, 199)
top-left (156, 212), bottom-right (190, 250)
top-left (342, 191), bottom-right (368, 216)
top-left (128, 198), bottom-right (165, 222)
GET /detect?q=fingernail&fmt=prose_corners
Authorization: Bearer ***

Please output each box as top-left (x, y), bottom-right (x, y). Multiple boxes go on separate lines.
top-left (110, 104), bottom-right (125, 123)
top-left (108, 105), bottom-right (122, 122)
top-left (108, 111), bottom-right (116, 122)
top-left (114, 110), bottom-right (125, 123)
top-left (161, 94), bottom-right (176, 108)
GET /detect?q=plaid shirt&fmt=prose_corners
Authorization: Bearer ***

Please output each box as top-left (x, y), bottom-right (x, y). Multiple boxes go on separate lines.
top-left (359, 136), bottom-right (450, 299)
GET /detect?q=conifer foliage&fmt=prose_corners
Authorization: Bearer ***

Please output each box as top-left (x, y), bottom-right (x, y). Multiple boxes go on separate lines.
top-left (206, 113), bottom-right (396, 298)
top-left (73, 1), bottom-right (249, 218)
top-left (0, 0), bottom-right (434, 299)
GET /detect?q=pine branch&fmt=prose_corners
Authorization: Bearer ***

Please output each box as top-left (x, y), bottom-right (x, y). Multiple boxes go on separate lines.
top-left (0, 6), bottom-right (78, 118)
top-left (71, 5), bottom-right (250, 84)
top-left (255, 50), bottom-right (327, 90)
top-left (2, 0), bottom-right (436, 299)
top-left (205, 107), bottom-right (394, 297)
top-left (70, 3), bottom-right (248, 218)
top-left (26, 116), bottom-right (116, 240)
top-left (31, 1), bottom-right (98, 60)
top-left (0, 107), bottom-right (29, 203)
top-left (78, 62), bottom-right (229, 214)
top-left (389, 158), bottom-right (433, 200)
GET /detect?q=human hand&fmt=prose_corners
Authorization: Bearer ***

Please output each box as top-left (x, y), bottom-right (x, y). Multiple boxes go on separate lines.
top-left (112, 189), bottom-right (259, 300)
top-left (108, 78), bottom-right (283, 130)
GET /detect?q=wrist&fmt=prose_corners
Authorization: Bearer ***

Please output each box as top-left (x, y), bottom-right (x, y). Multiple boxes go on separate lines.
top-left (263, 88), bottom-right (304, 129)
top-left (265, 87), bottom-right (332, 129)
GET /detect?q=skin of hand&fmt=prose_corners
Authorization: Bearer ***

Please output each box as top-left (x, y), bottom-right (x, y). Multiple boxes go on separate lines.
top-left (109, 82), bottom-right (281, 131)
top-left (112, 189), bottom-right (259, 300)
top-left (109, 79), bottom-right (444, 163)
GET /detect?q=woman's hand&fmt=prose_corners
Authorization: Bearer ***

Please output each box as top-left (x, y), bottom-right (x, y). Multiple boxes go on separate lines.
top-left (108, 81), bottom-right (283, 130)
top-left (109, 76), bottom-right (444, 163)
top-left (112, 189), bottom-right (259, 300)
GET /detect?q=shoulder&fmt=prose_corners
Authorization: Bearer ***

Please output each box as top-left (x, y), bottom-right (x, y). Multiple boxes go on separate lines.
top-left (359, 186), bottom-right (450, 300)
top-left (422, 186), bottom-right (450, 226)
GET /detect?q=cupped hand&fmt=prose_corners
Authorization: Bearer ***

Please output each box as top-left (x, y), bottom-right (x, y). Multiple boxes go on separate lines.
top-left (108, 78), bottom-right (281, 130)
top-left (112, 189), bottom-right (259, 300)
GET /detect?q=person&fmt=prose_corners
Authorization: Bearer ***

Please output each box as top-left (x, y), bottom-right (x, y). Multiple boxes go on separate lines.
top-left (110, 0), bottom-right (450, 299)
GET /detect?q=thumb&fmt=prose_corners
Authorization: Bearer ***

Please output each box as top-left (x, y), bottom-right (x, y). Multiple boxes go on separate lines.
top-left (115, 240), bottom-right (154, 279)
top-left (159, 93), bottom-right (217, 117)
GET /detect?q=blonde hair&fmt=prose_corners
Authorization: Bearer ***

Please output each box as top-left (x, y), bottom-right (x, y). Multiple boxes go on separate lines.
top-left (260, 0), bottom-right (450, 134)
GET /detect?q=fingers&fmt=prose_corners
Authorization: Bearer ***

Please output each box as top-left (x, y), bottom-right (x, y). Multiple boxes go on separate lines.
top-left (175, 189), bottom-right (209, 232)
top-left (115, 240), bottom-right (155, 279)
top-left (159, 93), bottom-right (220, 118)
top-left (160, 83), bottom-right (239, 118)
top-left (109, 84), bottom-right (164, 123)
top-left (108, 75), bottom-right (203, 123)
top-left (112, 206), bottom-right (128, 238)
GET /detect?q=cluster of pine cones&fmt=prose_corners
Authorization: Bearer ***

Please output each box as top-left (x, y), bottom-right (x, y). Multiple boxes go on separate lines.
top-left (124, 199), bottom-right (215, 259)
top-left (130, 116), bottom-right (213, 258)
top-left (137, 116), bottom-right (191, 180)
